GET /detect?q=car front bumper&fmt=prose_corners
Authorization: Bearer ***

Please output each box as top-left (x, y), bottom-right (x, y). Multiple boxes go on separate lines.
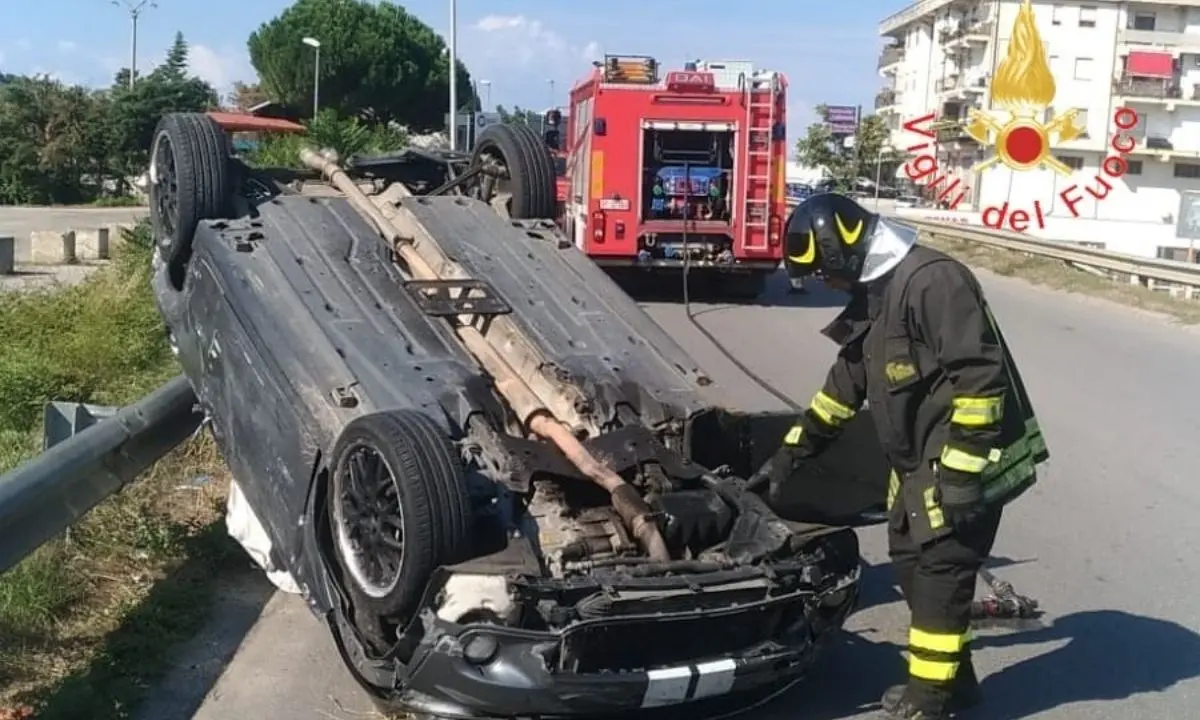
top-left (383, 575), bottom-right (859, 720)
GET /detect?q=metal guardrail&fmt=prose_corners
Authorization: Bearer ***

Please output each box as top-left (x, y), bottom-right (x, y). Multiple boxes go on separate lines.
top-left (782, 198), bottom-right (1200, 295)
top-left (905, 219), bottom-right (1200, 296)
top-left (0, 375), bottom-right (202, 574)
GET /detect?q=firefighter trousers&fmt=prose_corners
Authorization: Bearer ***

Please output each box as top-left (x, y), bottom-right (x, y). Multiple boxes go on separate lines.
top-left (888, 502), bottom-right (1002, 695)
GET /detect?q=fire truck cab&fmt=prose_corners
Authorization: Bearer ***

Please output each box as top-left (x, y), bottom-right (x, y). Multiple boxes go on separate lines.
top-left (559, 55), bottom-right (788, 297)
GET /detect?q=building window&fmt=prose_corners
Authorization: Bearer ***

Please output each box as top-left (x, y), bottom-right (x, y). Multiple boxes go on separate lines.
top-left (1174, 163), bottom-right (1200, 178)
top-left (1132, 12), bottom-right (1156, 31)
top-left (1125, 159), bottom-right (1143, 175)
top-left (1051, 3), bottom-right (1063, 25)
top-left (1074, 57), bottom-right (1094, 80)
top-left (1079, 6), bottom-right (1097, 27)
top-left (1057, 155), bottom-right (1085, 170)
top-left (1074, 108), bottom-right (1090, 137)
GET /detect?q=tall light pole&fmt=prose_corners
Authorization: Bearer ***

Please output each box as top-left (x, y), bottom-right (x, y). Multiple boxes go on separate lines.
top-left (302, 37), bottom-right (320, 118)
top-left (112, 0), bottom-right (156, 90)
top-left (448, 0), bottom-right (458, 150)
top-left (479, 80), bottom-right (491, 109)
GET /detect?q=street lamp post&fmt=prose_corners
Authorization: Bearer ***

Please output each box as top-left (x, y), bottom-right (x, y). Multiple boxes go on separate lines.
top-left (302, 37), bottom-right (321, 119)
top-left (111, 0), bottom-right (156, 90)
top-left (448, 0), bottom-right (458, 150)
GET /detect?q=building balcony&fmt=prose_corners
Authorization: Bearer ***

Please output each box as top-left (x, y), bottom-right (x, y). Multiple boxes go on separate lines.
top-left (880, 0), bottom-right (960, 37)
top-left (876, 89), bottom-right (898, 109)
top-left (1112, 75), bottom-right (1200, 103)
top-left (936, 74), bottom-right (989, 98)
top-left (1118, 28), bottom-right (1200, 56)
top-left (933, 120), bottom-right (976, 144)
top-left (940, 20), bottom-right (993, 46)
top-left (878, 46), bottom-right (905, 70)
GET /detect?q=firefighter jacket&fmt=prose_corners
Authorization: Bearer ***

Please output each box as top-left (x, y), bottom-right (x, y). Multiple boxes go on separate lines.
top-left (776, 245), bottom-right (1049, 525)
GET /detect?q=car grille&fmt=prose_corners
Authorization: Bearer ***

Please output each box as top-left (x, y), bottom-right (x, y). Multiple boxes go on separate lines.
top-left (558, 594), bottom-right (809, 673)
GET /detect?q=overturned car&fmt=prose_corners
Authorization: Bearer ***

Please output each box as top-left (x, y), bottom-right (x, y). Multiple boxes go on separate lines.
top-left (147, 112), bottom-right (895, 718)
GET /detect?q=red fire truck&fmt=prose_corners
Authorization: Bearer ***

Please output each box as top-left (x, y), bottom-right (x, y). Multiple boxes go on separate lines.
top-left (558, 55), bottom-right (789, 297)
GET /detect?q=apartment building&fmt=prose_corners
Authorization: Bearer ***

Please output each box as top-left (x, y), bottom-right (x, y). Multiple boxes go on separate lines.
top-left (877, 0), bottom-right (1200, 256)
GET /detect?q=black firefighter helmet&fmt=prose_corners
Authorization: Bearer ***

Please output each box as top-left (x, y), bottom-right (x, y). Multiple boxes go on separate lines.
top-left (784, 192), bottom-right (879, 283)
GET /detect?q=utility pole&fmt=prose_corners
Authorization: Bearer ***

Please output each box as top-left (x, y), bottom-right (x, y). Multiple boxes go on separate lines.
top-left (112, 0), bottom-right (156, 91)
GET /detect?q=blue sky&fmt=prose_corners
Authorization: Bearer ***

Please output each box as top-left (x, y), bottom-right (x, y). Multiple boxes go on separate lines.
top-left (0, 0), bottom-right (904, 130)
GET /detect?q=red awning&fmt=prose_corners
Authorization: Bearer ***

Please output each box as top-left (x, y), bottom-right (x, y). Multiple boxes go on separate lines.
top-left (205, 111), bottom-right (306, 134)
top-left (1127, 50), bottom-right (1174, 79)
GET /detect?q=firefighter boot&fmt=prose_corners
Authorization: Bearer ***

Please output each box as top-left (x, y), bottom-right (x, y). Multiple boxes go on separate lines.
top-left (880, 679), bottom-right (952, 719)
top-left (881, 654), bottom-right (981, 719)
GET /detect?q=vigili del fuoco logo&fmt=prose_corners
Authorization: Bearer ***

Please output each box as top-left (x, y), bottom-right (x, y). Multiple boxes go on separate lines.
top-left (900, 0), bottom-right (1141, 233)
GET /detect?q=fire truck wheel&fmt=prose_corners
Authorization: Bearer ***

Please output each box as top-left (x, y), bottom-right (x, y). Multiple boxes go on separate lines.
top-left (471, 123), bottom-right (557, 219)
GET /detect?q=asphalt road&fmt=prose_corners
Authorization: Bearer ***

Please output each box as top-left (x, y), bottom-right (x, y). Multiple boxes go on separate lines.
top-left (157, 268), bottom-right (1200, 720)
top-left (0, 205), bottom-right (148, 239)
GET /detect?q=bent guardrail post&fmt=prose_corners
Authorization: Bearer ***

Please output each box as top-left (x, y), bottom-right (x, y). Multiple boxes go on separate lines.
top-left (0, 375), bottom-right (202, 574)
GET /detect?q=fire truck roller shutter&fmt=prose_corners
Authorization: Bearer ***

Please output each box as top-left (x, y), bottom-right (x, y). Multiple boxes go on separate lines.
top-left (470, 123), bottom-right (558, 219)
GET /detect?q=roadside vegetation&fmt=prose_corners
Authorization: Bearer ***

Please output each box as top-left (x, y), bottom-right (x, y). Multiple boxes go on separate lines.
top-left (792, 105), bottom-right (897, 192)
top-left (0, 224), bottom-right (232, 718)
top-left (0, 0), bottom-right (493, 714)
top-left (921, 233), bottom-right (1200, 324)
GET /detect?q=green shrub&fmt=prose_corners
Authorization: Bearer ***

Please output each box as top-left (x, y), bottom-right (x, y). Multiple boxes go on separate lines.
top-left (246, 108), bottom-right (409, 168)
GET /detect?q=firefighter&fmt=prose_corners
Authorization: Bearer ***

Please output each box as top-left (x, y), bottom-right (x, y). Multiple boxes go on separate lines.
top-left (749, 192), bottom-right (1049, 719)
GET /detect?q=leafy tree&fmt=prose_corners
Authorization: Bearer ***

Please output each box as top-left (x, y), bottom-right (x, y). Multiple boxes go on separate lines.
top-left (247, 108), bottom-right (409, 168)
top-left (105, 32), bottom-right (219, 186)
top-left (229, 81), bottom-right (270, 111)
top-left (794, 105), bottom-right (897, 189)
top-left (247, 0), bottom-right (475, 130)
top-left (0, 32), bottom-right (218, 204)
top-left (495, 105), bottom-right (543, 126)
top-left (0, 76), bottom-right (103, 204)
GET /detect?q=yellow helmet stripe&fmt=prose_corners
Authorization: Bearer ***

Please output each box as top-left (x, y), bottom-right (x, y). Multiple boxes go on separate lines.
top-left (835, 214), bottom-right (864, 245)
top-left (788, 230), bottom-right (817, 265)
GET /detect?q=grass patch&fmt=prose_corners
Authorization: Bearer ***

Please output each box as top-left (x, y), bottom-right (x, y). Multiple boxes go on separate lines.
top-left (921, 234), bottom-right (1200, 325)
top-left (0, 224), bottom-right (233, 718)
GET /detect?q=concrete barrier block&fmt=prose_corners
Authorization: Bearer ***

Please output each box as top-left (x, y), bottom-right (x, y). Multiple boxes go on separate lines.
top-left (29, 230), bottom-right (77, 264)
top-left (74, 227), bottom-right (111, 260)
top-left (0, 236), bottom-right (13, 274)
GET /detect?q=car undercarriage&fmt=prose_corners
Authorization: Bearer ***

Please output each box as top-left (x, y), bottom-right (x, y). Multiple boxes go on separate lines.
top-left (143, 112), bottom-right (1032, 720)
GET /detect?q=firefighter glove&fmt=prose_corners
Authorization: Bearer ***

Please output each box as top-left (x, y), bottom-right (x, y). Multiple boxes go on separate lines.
top-left (747, 446), bottom-right (805, 504)
top-left (936, 467), bottom-right (986, 530)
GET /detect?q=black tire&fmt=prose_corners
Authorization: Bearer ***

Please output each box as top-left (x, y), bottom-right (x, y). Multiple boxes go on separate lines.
top-left (471, 123), bottom-right (557, 219)
top-left (148, 112), bottom-right (231, 270)
top-left (328, 410), bottom-right (472, 618)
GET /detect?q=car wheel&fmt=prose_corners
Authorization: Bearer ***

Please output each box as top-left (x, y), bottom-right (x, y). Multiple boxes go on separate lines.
top-left (148, 112), bottom-right (231, 275)
top-left (329, 410), bottom-right (472, 618)
top-left (470, 123), bottom-right (557, 219)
